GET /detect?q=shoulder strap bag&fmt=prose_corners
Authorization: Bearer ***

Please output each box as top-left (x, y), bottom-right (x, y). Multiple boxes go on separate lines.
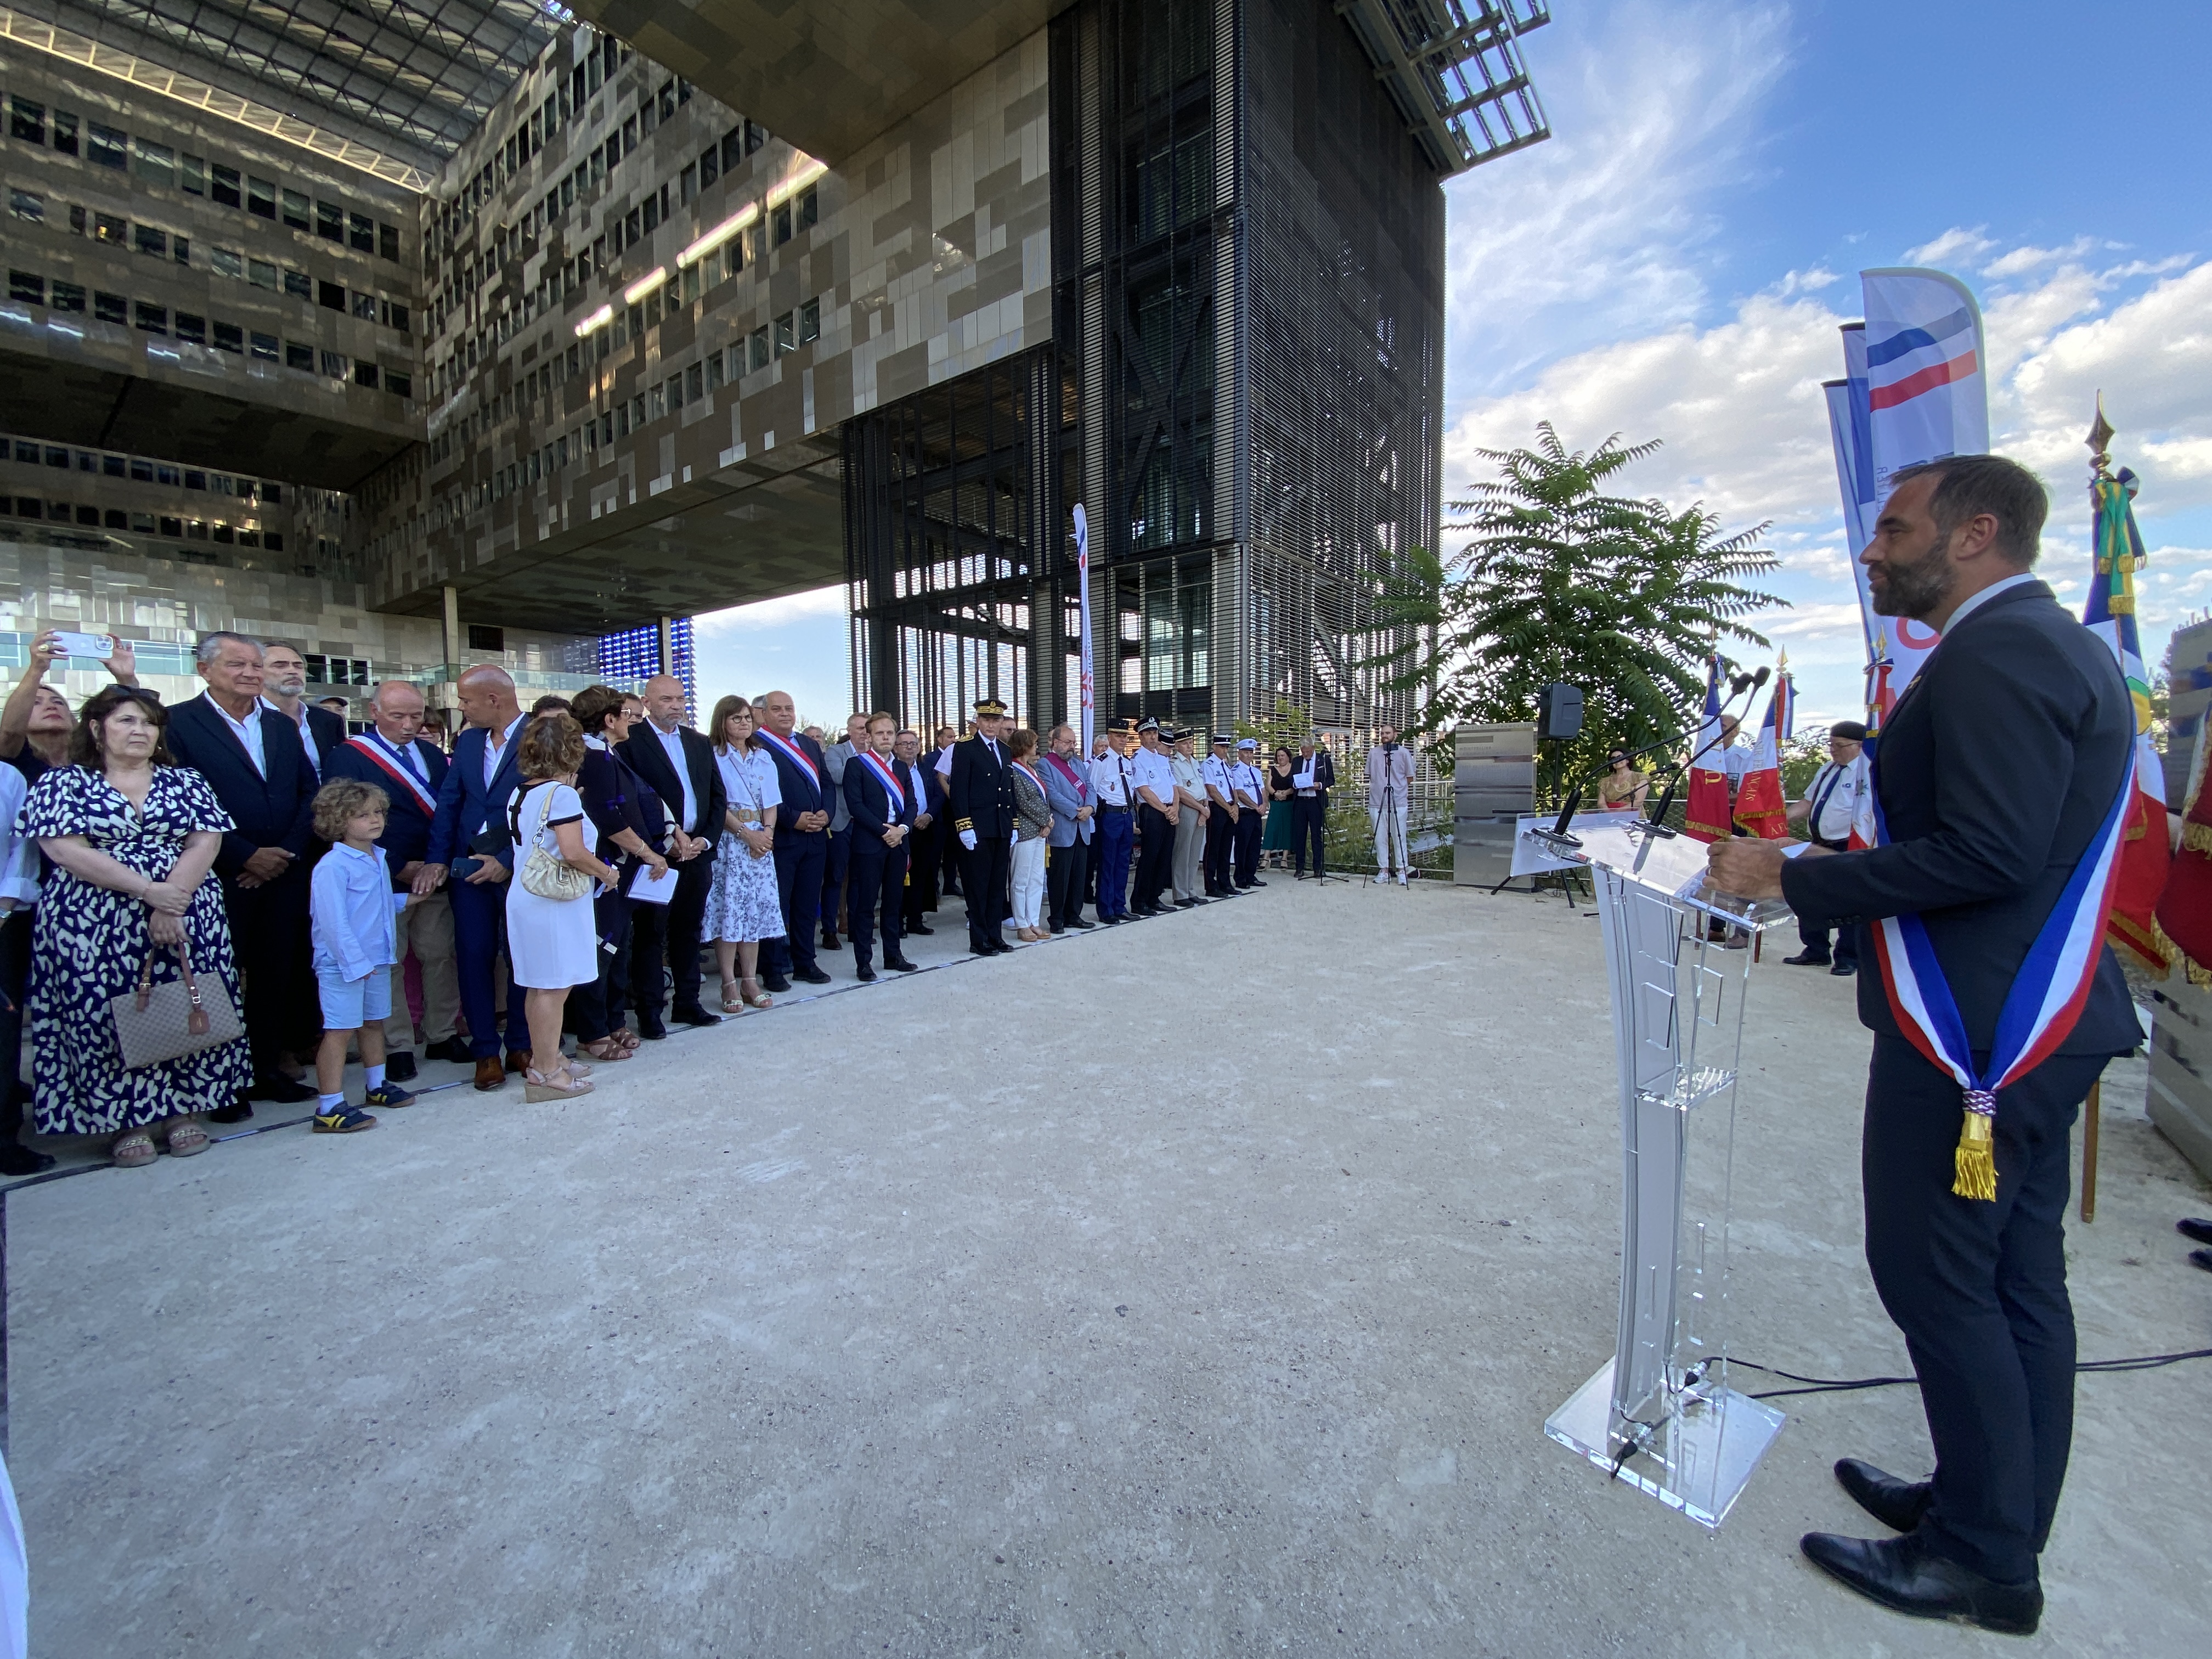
top-left (515, 782), bottom-right (595, 901)
top-left (111, 938), bottom-right (245, 1070)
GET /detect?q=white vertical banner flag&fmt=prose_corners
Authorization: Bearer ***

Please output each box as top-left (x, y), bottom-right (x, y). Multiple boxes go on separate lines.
top-left (1859, 268), bottom-right (1987, 699)
top-left (1073, 503), bottom-right (1094, 753)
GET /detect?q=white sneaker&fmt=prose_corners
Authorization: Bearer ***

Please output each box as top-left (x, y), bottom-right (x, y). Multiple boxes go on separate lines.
top-left (1397, 872), bottom-right (1409, 885)
top-left (1373, 872), bottom-right (1389, 884)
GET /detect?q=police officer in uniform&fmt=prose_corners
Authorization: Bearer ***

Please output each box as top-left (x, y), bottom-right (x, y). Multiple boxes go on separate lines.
top-left (1129, 718), bottom-right (1179, 916)
top-left (1090, 721), bottom-right (1138, 923)
top-left (1168, 727), bottom-right (1210, 908)
top-left (1784, 719), bottom-right (1870, 975)
top-left (1231, 737), bottom-right (1268, 889)
top-left (1200, 733), bottom-right (1240, 898)
top-left (949, 697), bottom-right (1018, 954)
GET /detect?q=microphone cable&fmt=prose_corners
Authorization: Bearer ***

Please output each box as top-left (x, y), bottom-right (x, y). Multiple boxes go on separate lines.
top-left (1732, 1347), bottom-right (2212, 1401)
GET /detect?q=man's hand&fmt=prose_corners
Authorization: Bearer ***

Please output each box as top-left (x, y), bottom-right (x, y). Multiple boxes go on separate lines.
top-left (411, 861), bottom-right (449, 896)
top-left (395, 860), bottom-right (424, 886)
top-left (883, 825), bottom-right (907, 847)
top-left (1785, 798), bottom-right (1810, 825)
top-left (1706, 837), bottom-right (1788, 901)
top-left (1075, 805), bottom-right (1092, 822)
top-left (672, 833), bottom-right (704, 862)
top-left (799, 809), bottom-right (830, 833)
top-left (465, 859), bottom-right (510, 885)
top-left (239, 847), bottom-right (293, 888)
top-left (914, 811), bottom-right (933, 830)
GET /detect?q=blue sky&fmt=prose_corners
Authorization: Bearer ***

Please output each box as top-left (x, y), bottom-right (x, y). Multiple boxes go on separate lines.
top-left (699, 0), bottom-right (2212, 732)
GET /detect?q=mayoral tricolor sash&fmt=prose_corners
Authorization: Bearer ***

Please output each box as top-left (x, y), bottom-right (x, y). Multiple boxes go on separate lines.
top-left (1859, 736), bottom-right (2134, 1200)
top-left (755, 727), bottom-right (821, 789)
top-left (857, 748), bottom-right (905, 810)
top-left (344, 734), bottom-right (438, 813)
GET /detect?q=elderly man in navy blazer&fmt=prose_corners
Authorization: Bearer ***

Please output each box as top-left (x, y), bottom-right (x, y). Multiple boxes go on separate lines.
top-left (618, 674), bottom-right (725, 1035)
top-left (841, 712), bottom-right (922, 981)
top-left (1711, 456), bottom-right (2137, 1637)
top-left (1040, 723), bottom-right (1096, 934)
top-left (163, 631), bottom-right (322, 1115)
top-left (324, 679), bottom-right (459, 1082)
top-left (752, 689), bottom-right (834, 989)
top-left (419, 664), bottom-right (529, 1091)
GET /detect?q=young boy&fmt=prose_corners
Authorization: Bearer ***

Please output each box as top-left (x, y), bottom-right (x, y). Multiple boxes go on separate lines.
top-left (309, 779), bottom-right (415, 1132)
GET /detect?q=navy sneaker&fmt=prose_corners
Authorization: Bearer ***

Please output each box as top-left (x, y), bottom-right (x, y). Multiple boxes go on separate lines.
top-left (311, 1106), bottom-right (379, 1134)
top-left (363, 1083), bottom-right (416, 1110)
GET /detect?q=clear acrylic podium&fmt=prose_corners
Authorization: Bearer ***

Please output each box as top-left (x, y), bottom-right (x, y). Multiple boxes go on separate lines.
top-left (1533, 816), bottom-right (1790, 1527)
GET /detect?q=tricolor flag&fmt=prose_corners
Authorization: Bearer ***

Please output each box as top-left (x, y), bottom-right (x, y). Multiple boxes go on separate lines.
top-left (1733, 675), bottom-right (1792, 840)
top-left (1866, 630), bottom-right (1898, 731)
top-left (2083, 446), bottom-right (2173, 974)
top-left (1683, 655), bottom-right (1731, 844)
top-left (1862, 268), bottom-right (1990, 503)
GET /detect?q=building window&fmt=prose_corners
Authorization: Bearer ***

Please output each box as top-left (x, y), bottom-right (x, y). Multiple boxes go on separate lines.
top-left (748, 326), bottom-right (769, 371)
top-left (7, 189), bottom-right (41, 223)
top-left (264, 532), bottom-right (285, 554)
top-left (132, 513), bottom-right (156, 533)
top-left (797, 185), bottom-right (818, 232)
top-left (213, 321), bottom-right (242, 354)
top-left (649, 385), bottom-right (665, 420)
top-left (282, 188), bottom-right (309, 229)
top-left (773, 202), bottom-right (791, 246)
top-left (386, 369), bottom-right (411, 397)
top-left (286, 341), bottom-right (314, 370)
top-left (9, 98), bottom-right (44, 145)
top-left (251, 331), bottom-right (278, 361)
top-left (352, 290), bottom-right (377, 320)
top-left (95, 214), bottom-right (127, 246)
top-left (799, 297), bottom-right (820, 345)
top-left (348, 212), bottom-right (375, 252)
top-left (134, 224), bottom-right (168, 258)
top-left (130, 457), bottom-right (154, 481)
top-left (685, 363), bottom-right (703, 402)
top-left (321, 351), bottom-right (347, 379)
top-left (107, 509), bottom-right (128, 528)
top-left (211, 164), bottom-right (241, 206)
top-left (384, 300), bottom-right (409, 333)
top-left (467, 624), bottom-right (505, 652)
top-left (210, 247), bottom-right (242, 279)
top-left (379, 221), bottom-right (399, 261)
top-left (174, 312), bottom-right (206, 343)
top-left (774, 311), bottom-right (794, 354)
top-left (706, 350), bottom-right (724, 391)
top-left (721, 128), bottom-right (743, 172)
top-left (7, 272), bottom-right (41, 304)
top-left (316, 200), bottom-right (343, 241)
top-left (52, 111), bottom-right (78, 156)
top-left (135, 301), bottom-right (167, 335)
top-left (249, 177), bottom-right (276, 220)
top-left (212, 523), bottom-right (233, 544)
top-left (284, 269), bottom-right (311, 300)
top-left (161, 516), bottom-right (184, 537)
top-left (89, 123), bottom-right (127, 170)
top-left (185, 470), bottom-right (206, 489)
top-left (318, 280), bottom-right (345, 311)
top-left (95, 291), bottom-right (127, 324)
top-left (353, 362), bottom-right (380, 388)
top-left (249, 259), bottom-right (277, 291)
top-left (134, 140), bottom-right (174, 187)
top-left (67, 205), bottom-right (85, 234)
top-left (50, 281), bottom-right (84, 314)
top-left (697, 144), bottom-right (717, 189)
top-left (181, 154), bottom-right (205, 195)
top-left (173, 237), bottom-right (190, 266)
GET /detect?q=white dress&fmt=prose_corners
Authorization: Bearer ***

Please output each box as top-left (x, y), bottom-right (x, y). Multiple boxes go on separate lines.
top-left (705, 745), bottom-right (787, 944)
top-left (505, 780), bottom-right (601, 989)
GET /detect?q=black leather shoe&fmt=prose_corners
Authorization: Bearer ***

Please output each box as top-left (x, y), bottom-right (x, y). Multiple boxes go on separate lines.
top-left (1781, 951), bottom-right (1832, 967)
top-left (1069, 917), bottom-right (1096, 929)
top-left (2178, 1217), bottom-right (2212, 1244)
top-left (209, 1098), bottom-right (254, 1124)
top-left (672, 1006), bottom-right (722, 1028)
top-left (1799, 1531), bottom-right (2040, 1635)
top-left (383, 1051), bottom-right (418, 1082)
top-left (761, 971), bottom-right (793, 994)
top-left (1831, 962), bottom-right (1857, 977)
top-left (424, 1036), bottom-right (473, 1064)
top-left (1174, 898), bottom-right (1198, 909)
top-left (1834, 1458), bottom-right (1932, 1533)
top-left (884, 956), bottom-right (920, 973)
top-left (637, 1023), bottom-right (669, 1041)
top-left (855, 963), bottom-right (878, 982)
top-left (1048, 922), bottom-right (1065, 934)
top-left (794, 967), bottom-right (834, 985)
top-left (2190, 1246), bottom-right (2212, 1274)
top-left (821, 930), bottom-right (841, 951)
top-left (250, 1073), bottom-right (316, 1104)
top-left (908, 922), bottom-right (934, 935)
top-left (0, 1144), bottom-right (55, 1176)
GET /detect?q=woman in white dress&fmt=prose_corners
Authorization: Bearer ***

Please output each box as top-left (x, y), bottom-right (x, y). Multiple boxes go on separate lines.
top-left (505, 713), bottom-right (620, 1100)
top-left (703, 694), bottom-right (787, 1012)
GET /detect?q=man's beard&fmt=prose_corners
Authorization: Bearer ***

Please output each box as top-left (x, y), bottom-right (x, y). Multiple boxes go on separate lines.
top-left (1869, 534), bottom-right (1956, 618)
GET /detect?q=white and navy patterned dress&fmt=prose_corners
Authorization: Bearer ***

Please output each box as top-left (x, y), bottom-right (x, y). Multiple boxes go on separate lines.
top-left (20, 764), bottom-right (251, 1134)
top-left (705, 744), bottom-right (786, 944)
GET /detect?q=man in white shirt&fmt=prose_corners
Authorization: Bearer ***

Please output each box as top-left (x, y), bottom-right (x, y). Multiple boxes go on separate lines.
top-left (1366, 725), bottom-right (1417, 884)
top-left (259, 643), bottom-right (345, 780)
top-left (1090, 723), bottom-right (1137, 922)
top-left (1199, 734), bottom-right (1241, 898)
top-left (821, 712), bottom-right (870, 950)
top-left (619, 674), bottom-right (724, 1032)
top-left (1167, 729), bottom-right (1210, 908)
top-left (1783, 719), bottom-right (1870, 976)
top-left (1130, 719), bottom-right (1180, 915)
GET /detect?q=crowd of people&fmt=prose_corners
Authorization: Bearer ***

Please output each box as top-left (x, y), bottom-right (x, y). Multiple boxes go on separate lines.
top-left (0, 633), bottom-right (1410, 1170)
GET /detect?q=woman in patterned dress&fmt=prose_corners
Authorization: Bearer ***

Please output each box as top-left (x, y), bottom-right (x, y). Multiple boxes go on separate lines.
top-left (22, 687), bottom-right (249, 1165)
top-left (703, 695), bottom-right (786, 1012)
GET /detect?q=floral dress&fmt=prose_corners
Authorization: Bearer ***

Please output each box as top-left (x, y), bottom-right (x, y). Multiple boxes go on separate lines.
top-left (20, 764), bottom-right (251, 1134)
top-left (705, 744), bottom-right (786, 944)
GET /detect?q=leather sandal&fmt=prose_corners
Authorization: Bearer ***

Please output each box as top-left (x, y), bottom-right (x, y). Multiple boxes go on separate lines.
top-left (580, 1036), bottom-right (631, 1063)
top-left (610, 1026), bottom-right (642, 1054)
top-left (111, 1130), bottom-right (158, 1168)
top-left (522, 1064), bottom-right (595, 1102)
top-left (740, 976), bottom-right (772, 1009)
top-left (720, 978), bottom-right (747, 1014)
top-left (163, 1119), bottom-right (210, 1157)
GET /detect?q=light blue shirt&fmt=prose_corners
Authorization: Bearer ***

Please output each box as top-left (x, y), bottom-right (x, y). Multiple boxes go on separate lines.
top-left (204, 690), bottom-right (266, 777)
top-left (311, 840), bottom-right (405, 981)
top-left (1940, 571), bottom-right (2038, 634)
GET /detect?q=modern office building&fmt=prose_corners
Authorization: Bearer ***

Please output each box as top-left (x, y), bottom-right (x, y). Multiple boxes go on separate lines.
top-left (2, 1), bottom-right (1551, 731)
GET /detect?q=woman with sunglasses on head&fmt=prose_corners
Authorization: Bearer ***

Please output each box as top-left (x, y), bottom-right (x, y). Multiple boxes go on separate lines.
top-left (1596, 747), bottom-right (1649, 813)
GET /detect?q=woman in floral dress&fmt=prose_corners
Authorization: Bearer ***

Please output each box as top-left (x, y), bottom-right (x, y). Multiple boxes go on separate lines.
top-left (22, 687), bottom-right (249, 1165)
top-left (703, 695), bottom-right (786, 1011)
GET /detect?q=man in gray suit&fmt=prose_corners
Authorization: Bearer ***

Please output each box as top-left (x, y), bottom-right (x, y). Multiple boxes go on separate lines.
top-left (1040, 723), bottom-right (1096, 934)
top-left (820, 712), bottom-right (868, 950)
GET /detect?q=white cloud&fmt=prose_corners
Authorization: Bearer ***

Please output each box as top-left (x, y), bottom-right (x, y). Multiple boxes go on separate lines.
top-left (1903, 226), bottom-right (1997, 267)
top-left (1765, 601), bottom-right (1866, 640)
top-left (1982, 237), bottom-right (2100, 279)
top-left (695, 585), bottom-right (849, 633)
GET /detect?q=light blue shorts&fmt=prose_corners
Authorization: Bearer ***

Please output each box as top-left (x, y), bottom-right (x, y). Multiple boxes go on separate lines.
top-left (316, 968), bottom-right (393, 1031)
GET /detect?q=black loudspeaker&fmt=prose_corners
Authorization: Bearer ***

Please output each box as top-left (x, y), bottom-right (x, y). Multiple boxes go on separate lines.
top-left (1537, 682), bottom-right (1583, 741)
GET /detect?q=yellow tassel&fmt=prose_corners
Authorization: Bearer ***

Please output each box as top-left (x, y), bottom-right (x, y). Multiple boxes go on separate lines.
top-left (1952, 1111), bottom-right (1997, 1201)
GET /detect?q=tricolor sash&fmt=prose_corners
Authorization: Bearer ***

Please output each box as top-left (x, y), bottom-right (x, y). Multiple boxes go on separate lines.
top-left (1861, 735), bottom-right (2134, 1200)
top-left (857, 748), bottom-right (905, 812)
top-left (345, 735), bottom-right (437, 813)
top-left (756, 728), bottom-right (821, 793)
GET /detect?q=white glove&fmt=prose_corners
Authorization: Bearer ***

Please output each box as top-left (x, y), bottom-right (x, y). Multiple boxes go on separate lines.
top-left (959, 829), bottom-right (977, 851)
top-left (1009, 828), bottom-right (1019, 844)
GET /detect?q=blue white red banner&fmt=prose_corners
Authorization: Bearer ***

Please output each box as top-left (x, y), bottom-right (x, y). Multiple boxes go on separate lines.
top-left (1074, 504), bottom-right (1094, 754)
top-left (1861, 268), bottom-right (1989, 501)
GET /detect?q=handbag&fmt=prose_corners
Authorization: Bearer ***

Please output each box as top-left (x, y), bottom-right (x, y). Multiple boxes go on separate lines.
top-left (517, 782), bottom-right (594, 901)
top-left (111, 937), bottom-right (244, 1070)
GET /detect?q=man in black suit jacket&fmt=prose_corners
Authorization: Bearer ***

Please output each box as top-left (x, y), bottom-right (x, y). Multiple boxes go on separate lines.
top-left (898, 727), bottom-right (945, 933)
top-left (1291, 737), bottom-right (1336, 878)
top-left (948, 697), bottom-right (1017, 955)
top-left (618, 674), bottom-right (726, 1034)
top-left (753, 689), bottom-right (835, 988)
top-left (260, 642), bottom-right (347, 779)
top-left (324, 680), bottom-right (458, 1080)
top-left (1712, 456), bottom-right (2136, 1636)
top-left (842, 713), bottom-right (922, 980)
top-left (163, 631), bottom-right (323, 1113)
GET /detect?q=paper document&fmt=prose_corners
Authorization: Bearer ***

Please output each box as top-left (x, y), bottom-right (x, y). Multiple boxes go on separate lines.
top-left (631, 864), bottom-right (679, 906)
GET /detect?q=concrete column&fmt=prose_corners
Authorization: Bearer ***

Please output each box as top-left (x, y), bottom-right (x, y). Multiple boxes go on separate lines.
top-left (658, 616), bottom-right (673, 676)
top-left (437, 584), bottom-right (462, 713)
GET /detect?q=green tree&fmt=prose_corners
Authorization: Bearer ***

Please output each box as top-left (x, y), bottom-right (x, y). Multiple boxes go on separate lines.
top-left (1369, 424), bottom-right (1786, 795)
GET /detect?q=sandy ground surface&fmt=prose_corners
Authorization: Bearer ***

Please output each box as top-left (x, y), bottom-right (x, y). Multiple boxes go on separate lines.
top-left (7, 877), bottom-right (2207, 1657)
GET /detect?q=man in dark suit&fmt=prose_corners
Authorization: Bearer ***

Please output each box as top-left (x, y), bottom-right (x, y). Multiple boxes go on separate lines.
top-left (1291, 736), bottom-right (1336, 879)
top-left (753, 689), bottom-right (834, 988)
top-left (325, 679), bottom-right (459, 1082)
top-left (1711, 455), bottom-right (2137, 1637)
top-left (842, 713), bottom-right (922, 980)
top-left (163, 631), bottom-right (323, 1114)
top-left (619, 673), bottom-right (725, 1034)
top-left (260, 642), bottom-right (347, 780)
top-left (898, 727), bottom-right (944, 935)
top-left (421, 664), bottom-right (529, 1091)
top-left (927, 724), bottom-right (963, 898)
top-left (948, 697), bottom-right (1017, 955)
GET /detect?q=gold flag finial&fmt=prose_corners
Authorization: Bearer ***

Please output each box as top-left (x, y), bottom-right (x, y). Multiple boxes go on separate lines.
top-left (1777, 648), bottom-right (1789, 673)
top-left (2087, 393), bottom-right (2115, 476)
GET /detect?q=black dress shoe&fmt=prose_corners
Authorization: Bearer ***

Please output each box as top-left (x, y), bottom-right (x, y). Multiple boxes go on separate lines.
top-left (250, 1073), bottom-right (317, 1104)
top-left (0, 1144), bottom-right (55, 1176)
top-left (1174, 898), bottom-right (1198, 909)
top-left (2178, 1217), bottom-right (2212, 1245)
top-left (794, 967), bottom-right (834, 985)
top-left (209, 1098), bottom-right (255, 1124)
top-left (909, 922), bottom-right (935, 935)
top-left (855, 963), bottom-right (878, 982)
top-left (423, 1036), bottom-right (473, 1064)
top-left (383, 1051), bottom-right (418, 1082)
top-left (2191, 1247), bottom-right (2212, 1274)
top-left (1834, 1458), bottom-right (1932, 1533)
top-left (1048, 922), bottom-right (1066, 934)
top-left (1781, 951), bottom-right (1832, 967)
top-left (821, 930), bottom-right (842, 950)
top-left (1799, 1531), bottom-right (2040, 1635)
top-left (884, 956), bottom-right (920, 972)
top-left (637, 1023), bottom-right (669, 1041)
top-left (672, 1006), bottom-right (722, 1028)
top-left (1831, 962), bottom-right (1857, 977)
top-left (761, 971), bottom-right (793, 994)
top-left (1069, 917), bottom-right (1096, 929)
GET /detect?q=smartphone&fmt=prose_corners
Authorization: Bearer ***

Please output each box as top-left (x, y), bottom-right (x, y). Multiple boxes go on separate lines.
top-left (50, 630), bottom-right (115, 662)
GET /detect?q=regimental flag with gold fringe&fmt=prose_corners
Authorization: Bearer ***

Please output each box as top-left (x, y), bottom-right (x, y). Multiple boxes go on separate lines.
top-left (2157, 719), bottom-right (2212, 984)
top-left (2080, 405), bottom-right (2174, 975)
top-left (1733, 672), bottom-right (1793, 839)
top-left (1683, 654), bottom-right (1732, 843)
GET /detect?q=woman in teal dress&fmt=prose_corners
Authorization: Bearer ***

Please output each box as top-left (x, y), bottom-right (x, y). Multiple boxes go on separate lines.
top-left (1260, 745), bottom-right (1297, 869)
